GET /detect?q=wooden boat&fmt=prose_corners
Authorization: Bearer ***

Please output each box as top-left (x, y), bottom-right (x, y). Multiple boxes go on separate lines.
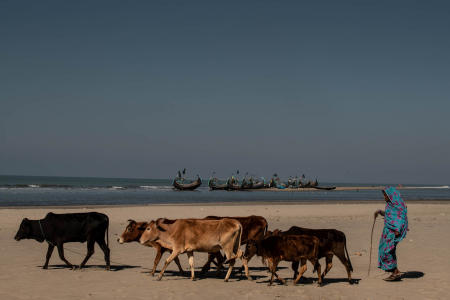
top-left (313, 186), bottom-right (336, 191)
top-left (250, 181), bottom-right (265, 189)
top-left (173, 177), bottom-right (202, 191)
top-left (208, 178), bottom-right (228, 190)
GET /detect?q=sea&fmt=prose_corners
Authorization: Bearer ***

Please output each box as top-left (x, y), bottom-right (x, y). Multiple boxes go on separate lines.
top-left (0, 175), bottom-right (449, 207)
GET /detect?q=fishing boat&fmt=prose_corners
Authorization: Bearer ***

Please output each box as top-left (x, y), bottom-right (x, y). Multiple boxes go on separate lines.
top-left (208, 177), bottom-right (228, 190)
top-left (313, 186), bottom-right (336, 191)
top-left (173, 176), bottom-right (202, 191)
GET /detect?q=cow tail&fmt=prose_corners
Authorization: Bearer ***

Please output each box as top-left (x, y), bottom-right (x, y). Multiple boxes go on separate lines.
top-left (225, 223), bottom-right (243, 263)
top-left (106, 215), bottom-right (110, 249)
top-left (344, 235), bottom-right (353, 272)
top-left (235, 223), bottom-right (243, 259)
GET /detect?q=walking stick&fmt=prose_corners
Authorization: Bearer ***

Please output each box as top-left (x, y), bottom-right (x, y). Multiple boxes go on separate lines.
top-left (368, 213), bottom-right (378, 276)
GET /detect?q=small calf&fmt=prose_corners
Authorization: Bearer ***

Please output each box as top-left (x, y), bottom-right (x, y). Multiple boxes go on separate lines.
top-left (244, 235), bottom-right (322, 286)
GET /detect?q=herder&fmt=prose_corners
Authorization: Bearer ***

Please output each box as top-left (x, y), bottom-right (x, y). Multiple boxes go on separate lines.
top-left (374, 187), bottom-right (408, 281)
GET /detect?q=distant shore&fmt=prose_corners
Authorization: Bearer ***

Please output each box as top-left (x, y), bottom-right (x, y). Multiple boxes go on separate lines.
top-left (259, 185), bottom-right (450, 192)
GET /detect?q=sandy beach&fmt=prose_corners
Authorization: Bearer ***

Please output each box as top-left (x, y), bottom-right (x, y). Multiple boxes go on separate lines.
top-left (1, 202), bottom-right (449, 300)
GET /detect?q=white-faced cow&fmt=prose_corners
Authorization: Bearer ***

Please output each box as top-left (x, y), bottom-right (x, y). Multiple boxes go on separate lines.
top-left (14, 212), bottom-right (110, 270)
top-left (139, 218), bottom-right (242, 282)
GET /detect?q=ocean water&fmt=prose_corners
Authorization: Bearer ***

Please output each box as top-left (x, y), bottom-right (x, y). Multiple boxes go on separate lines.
top-left (0, 175), bottom-right (449, 207)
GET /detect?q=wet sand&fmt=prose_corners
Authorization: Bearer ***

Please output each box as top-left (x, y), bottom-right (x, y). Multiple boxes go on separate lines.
top-left (1, 203), bottom-right (449, 299)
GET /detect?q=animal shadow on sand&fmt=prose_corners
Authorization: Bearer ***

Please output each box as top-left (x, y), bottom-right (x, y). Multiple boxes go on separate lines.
top-left (141, 267), bottom-right (267, 281)
top-left (256, 276), bottom-right (360, 286)
top-left (40, 264), bottom-right (139, 271)
top-left (320, 277), bottom-right (361, 286)
top-left (401, 271), bottom-right (424, 279)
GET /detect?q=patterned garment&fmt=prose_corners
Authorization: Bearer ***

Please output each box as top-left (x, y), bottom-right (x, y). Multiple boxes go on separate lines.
top-left (378, 187), bottom-right (408, 271)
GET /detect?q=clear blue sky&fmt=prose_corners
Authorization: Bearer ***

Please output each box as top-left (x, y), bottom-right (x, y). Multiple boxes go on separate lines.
top-left (1, 1), bottom-right (449, 184)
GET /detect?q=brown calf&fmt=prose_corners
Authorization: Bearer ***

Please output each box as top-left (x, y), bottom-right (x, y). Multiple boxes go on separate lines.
top-left (244, 235), bottom-right (322, 286)
top-left (269, 226), bottom-right (353, 283)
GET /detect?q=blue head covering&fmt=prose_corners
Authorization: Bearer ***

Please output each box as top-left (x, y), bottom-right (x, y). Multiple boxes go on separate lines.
top-left (383, 187), bottom-right (408, 242)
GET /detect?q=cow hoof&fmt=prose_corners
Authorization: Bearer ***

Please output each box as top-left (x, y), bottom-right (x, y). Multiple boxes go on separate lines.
top-left (105, 267), bottom-right (110, 271)
top-left (42, 266), bottom-right (48, 270)
top-left (156, 276), bottom-right (163, 281)
top-left (191, 277), bottom-right (196, 281)
top-left (246, 276), bottom-right (253, 281)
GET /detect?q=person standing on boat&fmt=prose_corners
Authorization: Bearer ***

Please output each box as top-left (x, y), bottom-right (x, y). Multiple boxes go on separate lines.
top-left (374, 187), bottom-right (408, 281)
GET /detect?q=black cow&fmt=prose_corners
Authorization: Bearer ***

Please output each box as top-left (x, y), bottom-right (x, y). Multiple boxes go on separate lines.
top-left (14, 212), bottom-right (110, 270)
top-left (269, 226), bottom-right (353, 283)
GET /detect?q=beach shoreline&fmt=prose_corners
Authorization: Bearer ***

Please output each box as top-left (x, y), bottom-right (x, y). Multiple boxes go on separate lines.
top-left (1, 198), bottom-right (449, 210)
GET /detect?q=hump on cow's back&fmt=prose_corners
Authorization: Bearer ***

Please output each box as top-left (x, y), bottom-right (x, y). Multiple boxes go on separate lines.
top-left (45, 212), bottom-right (56, 219)
top-left (163, 219), bottom-right (177, 224)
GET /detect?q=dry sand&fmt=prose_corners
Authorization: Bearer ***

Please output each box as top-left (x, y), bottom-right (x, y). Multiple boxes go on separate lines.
top-left (1, 203), bottom-right (449, 300)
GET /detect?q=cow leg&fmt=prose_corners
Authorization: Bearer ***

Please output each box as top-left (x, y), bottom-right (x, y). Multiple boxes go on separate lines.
top-left (291, 261), bottom-right (299, 280)
top-left (43, 244), bottom-right (54, 269)
top-left (151, 245), bottom-right (164, 276)
top-left (269, 272), bottom-right (275, 286)
top-left (243, 252), bottom-right (255, 280)
top-left (214, 252), bottom-right (225, 276)
top-left (273, 272), bottom-right (286, 285)
top-left (187, 251), bottom-right (196, 280)
top-left (334, 249), bottom-right (353, 283)
top-left (200, 253), bottom-right (215, 274)
top-left (293, 258), bottom-right (307, 285)
top-left (271, 259), bottom-right (285, 285)
top-left (56, 243), bottom-right (73, 269)
top-left (157, 250), bottom-right (180, 281)
top-left (223, 250), bottom-right (237, 282)
top-left (312, 259), bottom-right (322, 286)
top-left (96, 238), bottom-right (111, 270)
top-left (224, 259), bottom-right (236, 282)
top-left (79, 239), bottom-right (95, 269)
top-left (242, 257), bottom-right (252, 280)
top-left (321, 255), bottom-right (333, 281)
top-left (173, 256), bottom-right (185, 275)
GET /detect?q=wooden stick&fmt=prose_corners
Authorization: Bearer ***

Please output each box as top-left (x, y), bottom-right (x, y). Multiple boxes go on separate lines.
top-left (368, 214), bottom-right (377, 276)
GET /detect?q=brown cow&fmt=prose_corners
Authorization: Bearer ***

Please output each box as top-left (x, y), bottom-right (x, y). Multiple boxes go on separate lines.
top-left (244, 235), bottom-right (322, 286)
top-left (201, 215), bottom-right (268, 275)
top-left (117, 220), bottom-right (184, 276)
top-left (140, 218), bottom-right (242, 282)
top-left (269, 226), bottom-right (353, 283)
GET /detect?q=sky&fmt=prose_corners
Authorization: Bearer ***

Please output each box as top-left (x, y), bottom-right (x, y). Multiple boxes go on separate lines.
top-left (1, 1), bottom-right (449, 184)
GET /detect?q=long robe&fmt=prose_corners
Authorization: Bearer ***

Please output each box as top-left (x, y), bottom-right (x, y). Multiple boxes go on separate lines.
top-left (378, 187), bottom-right (408, 271)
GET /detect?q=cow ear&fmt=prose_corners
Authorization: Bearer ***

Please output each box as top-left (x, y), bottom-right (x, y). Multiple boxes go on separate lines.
top-left (156, 225), bottom-right (166, 232)
top-left (156, 218), bottom-right (168, 232)
top-left (127, 219), bottom-right (137, 226)
top-left (137, 224), bottom-right (147, 231)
